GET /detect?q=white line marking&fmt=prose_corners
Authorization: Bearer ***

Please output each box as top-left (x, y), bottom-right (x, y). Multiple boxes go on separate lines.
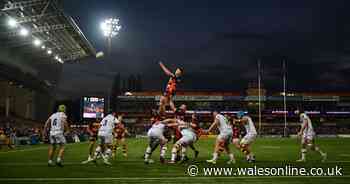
top-left (339, 154), bottom-right (350, 157)
top-left (0, 147), bottom-right (47, 154)
top-left (0, 176), bottom-right (349, 181)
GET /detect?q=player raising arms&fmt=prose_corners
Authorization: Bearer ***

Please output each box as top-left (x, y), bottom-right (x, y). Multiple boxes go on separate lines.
top-left (113, 115), bottom-right (129, 159)
top-left (205, 111), bottom-right (235, 164)
top-left (144, 113), bottom-right (168, 164)
top-left (44, 105), bottom-right (69, 167)
top-left (295, 110), bottom-right (327, 162)
top-left (81, 119), bottom-right (100, 164)
top-left (158, 61), bottom-right (183, 114)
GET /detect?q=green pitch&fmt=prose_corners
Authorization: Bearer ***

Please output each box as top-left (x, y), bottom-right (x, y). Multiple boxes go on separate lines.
top-left (0, 138), bottom-right (349, 184)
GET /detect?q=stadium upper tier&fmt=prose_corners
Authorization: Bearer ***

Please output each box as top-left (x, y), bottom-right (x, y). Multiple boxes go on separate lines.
top-left (0, 0), bottom-right (96, 90)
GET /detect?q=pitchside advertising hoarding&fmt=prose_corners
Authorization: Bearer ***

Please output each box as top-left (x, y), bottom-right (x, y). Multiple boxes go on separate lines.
top-left (82, 97), bottom-right (105, 118)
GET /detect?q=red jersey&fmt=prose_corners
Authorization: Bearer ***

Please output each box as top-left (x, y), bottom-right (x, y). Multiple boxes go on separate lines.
top-left (88, 122), bottom-right (99, 136)
top-left (232, 125), bottom-right (240, 139)
top-left (114, 123), bottom-right (126, 139)
top-left (164, 76), bottom-right (180, 97)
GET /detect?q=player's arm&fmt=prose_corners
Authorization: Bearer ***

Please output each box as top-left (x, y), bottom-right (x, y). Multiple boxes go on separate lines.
top-left (63, 118), bottom-right (69, 134)
top-left (43, 118), bottom-right (51, 138)
top-left (207, 118), bottom-right (219, 133)
top-left (159, 61), bottom-right (175, 77)
top-left (87, 124), bottom-right (94, 135)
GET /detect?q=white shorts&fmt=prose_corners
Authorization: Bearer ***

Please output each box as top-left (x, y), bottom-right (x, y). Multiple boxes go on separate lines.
top-left (147, 129), bottom-right (164, 139)
top-left (240, 134), bottom-right (257, 145)
top-left (98, 135), bottom-right (113, 145)
top-left (217, 131), bottom-right (232, 142)
top-left (177, 131), bottom-right (196, 146)
top-left (49, 134), bottom-right (66, 145)
top-left (301, 135), bottom-right (314, 145)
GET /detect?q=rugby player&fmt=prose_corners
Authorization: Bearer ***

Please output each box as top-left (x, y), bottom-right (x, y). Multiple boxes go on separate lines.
top-left (81, 119), bottom-right (100, 164)
top-left (295, 110), bottom-right (327, 162)
top-left (233, 111), bottom-right (257, 162)
top-left (158, 61), bottom-right (183, 114)
top-left (44, 105), bottom-right (69, 167)
top-left (205, 111), bottom-right (235, 164)
top-left (113, 115), bottom-right (129, 158)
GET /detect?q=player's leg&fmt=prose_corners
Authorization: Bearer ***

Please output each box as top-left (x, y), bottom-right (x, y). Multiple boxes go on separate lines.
top-left (206, 137), bottom-right (223, 164)
top-left (189, 143), bottom-right (199, 159)
top-left (168, 98), bottom-right (176, 112)
top-left (120, 138), bottom-right (128, 157)
top-left (240, 134), bottom-right (255, 162)
top-left (93, 136), bottom-right (105, 160)
top-left (55, 134), bottom-right (66, 167)
top-left (144, 137), bottom-right (160, 164)
top-left (48, 135), bottom-right (57, 166)
top-left (159, 136), bottom-right (167, 163)
top-left (89, 140), bottom-right (96, 159)
top-left (309, 138), bottom-right (327, 162)
top-left (81, 140), bottom-right (96, 164)
top-left (224, 136), bottom-right (235, 164)
top-left (159, 96), bottom-right (168, 114)
top-left (297, 137), bottom-right (308, 162)
top-left (169, 140), bottom-right (183, 163)
top-left (102, 136), bottom-right (113, 165)
top-left (112, 138), bottom-right (118, 159)
top-left (232, 138), bottom-right (241, 150)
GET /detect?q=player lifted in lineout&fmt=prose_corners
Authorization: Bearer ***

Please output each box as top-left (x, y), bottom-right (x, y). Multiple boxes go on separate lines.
top-left (113, 115), bottom-right (129, 159)
top-left (158, 61), bottom-right (183, 114)
top-left (81, 118), bottom-right (100, 164)
top-left (233, 111), bottom-right (257, 163)
top-left (84, 112), bottom-right (118, 165)
top-left (144, 112), bottom-right (168, 164)
top-left (295, 110), bottom-right (327, 162)
top-left (205, 111), bottom-right (235, 164)
top-left (44, 105), bottom-right (69, 167)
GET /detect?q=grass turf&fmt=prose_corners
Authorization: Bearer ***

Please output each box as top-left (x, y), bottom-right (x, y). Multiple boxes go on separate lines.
top-left (0, 137), bottom-right (349, 184)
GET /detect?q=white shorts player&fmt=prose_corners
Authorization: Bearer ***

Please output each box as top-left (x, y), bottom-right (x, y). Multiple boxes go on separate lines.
top-left (48, 112), bottom-right (67, 145)
top-left (147, 121), bottom-right (166, 142)
top-left (216, 114), bottom-right (233, 143)
top-left (300, 113), bottom-right (315, 144)
top-left (98, 114), bottom-right (118, 145)
top-left (240, 116), bottom-right (257, 145)
top-left (176, 119), bottom-right (197, 146)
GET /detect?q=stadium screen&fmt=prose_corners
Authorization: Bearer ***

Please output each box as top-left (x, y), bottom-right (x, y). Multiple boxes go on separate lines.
top-left (82, 97), bottom-right (105, 118)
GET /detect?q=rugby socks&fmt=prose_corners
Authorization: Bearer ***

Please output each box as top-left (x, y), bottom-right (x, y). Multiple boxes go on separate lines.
top-left (160, 145), bottom-right (167, 158)
top-left (301, 148), bottom-right (307, 160)
top-left (181, 147), bottom-right (187, 160)
top-left (314, 146), bottom-right (325, 155)
top-left (145, 146), bottom-right (152, 161)
top-left (229, 153), bottom-right (235, 161)
top-left (212, 152), bottom-right (218, 161)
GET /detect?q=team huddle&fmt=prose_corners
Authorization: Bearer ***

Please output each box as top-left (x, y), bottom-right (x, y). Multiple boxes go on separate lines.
top-left (43, 62), bottom-right (327, 166)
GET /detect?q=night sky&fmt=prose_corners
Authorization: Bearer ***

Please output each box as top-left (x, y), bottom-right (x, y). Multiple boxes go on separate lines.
top-left (58, 0), bottom-right (350, 98)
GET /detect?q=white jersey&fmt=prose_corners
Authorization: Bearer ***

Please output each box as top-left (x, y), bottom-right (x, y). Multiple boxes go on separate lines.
top-left (98, 114), bottom-right (116, 136)
top-left (147, 122), bottom-right (166, 137)
top-left (216, 114), bottom-right (232, 134)
top-left (242, 116), bottom-right (257, 135)
top-left (49, 112), bottom-right (67, 136)
top-left (300, 113), bottom-right (315, 137)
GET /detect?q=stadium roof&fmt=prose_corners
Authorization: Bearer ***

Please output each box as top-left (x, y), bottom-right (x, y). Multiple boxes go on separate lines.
top-left (0, 0), bottom-right (96, 64)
